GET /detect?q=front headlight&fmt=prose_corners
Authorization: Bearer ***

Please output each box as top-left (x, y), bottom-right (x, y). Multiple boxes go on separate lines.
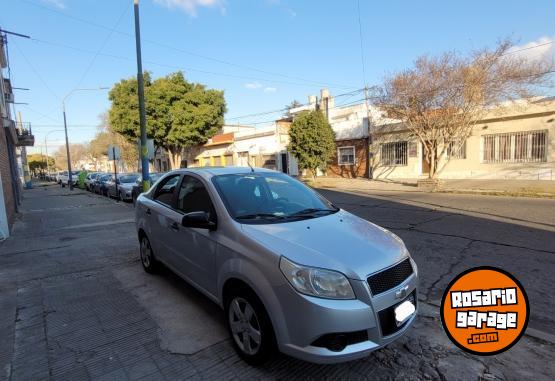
top-left (279, 257), bottom-right (355, 299)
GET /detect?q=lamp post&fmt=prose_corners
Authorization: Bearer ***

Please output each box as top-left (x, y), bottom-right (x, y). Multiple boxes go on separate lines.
top-left (62, 87), bottom-right (108, 190)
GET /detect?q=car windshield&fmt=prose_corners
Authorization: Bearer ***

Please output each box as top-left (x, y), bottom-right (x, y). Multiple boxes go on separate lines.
top-left (212, 172), bottom-right (338, 224)
top-left (100, 175), bottom-right (111, 181)
top-left (119, 174), bottom-right (139, 183)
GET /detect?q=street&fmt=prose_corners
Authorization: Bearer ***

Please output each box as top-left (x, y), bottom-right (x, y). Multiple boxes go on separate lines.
top-left (0, 184), bottom-right (553, 380)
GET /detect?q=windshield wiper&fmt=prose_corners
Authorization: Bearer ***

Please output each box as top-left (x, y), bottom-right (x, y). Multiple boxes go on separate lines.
top-left (236, 213), bottom-right (285, 220)
top-left (287, 208), bottom-right (338, 218)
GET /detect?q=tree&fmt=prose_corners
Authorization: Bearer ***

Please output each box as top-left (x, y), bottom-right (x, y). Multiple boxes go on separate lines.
top-left (90, 114), bottom-right (138, 171)
top-left (108, 71), bottom-right (226, 169)
top-left (54, 143), bottom-right (89, 170)
top-left (288, 110), bottom-right (336, 180)
top-left (27, 154), bottom-right (54, 175)
top-left (379, 40), bottom-right (553, 179)
top-left (285, 99), bottom-right (302, 110)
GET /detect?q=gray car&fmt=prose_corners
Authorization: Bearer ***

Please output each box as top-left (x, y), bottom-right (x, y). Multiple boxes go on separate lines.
top-left (135, 167), bottom-right (418, 364)
top-left (106, 173), bottom-right (140, 201)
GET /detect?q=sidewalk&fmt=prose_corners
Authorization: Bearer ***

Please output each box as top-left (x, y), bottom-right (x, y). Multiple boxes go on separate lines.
top-left (310, 177), bottom-right (555, 198)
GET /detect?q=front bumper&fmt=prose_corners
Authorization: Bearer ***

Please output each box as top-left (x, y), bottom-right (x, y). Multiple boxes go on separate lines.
top-left (274, 265), bottom-right (418, 364)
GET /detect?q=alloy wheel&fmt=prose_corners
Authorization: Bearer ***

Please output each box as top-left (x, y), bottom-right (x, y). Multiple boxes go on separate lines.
top-left (140, 237), bottom-right (152, 268)
top-left (228, 297), bottom-right (262, 355)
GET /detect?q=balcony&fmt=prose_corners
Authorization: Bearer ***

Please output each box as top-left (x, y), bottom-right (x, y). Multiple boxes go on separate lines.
top-left (16, 122), bottom-right (35, 147)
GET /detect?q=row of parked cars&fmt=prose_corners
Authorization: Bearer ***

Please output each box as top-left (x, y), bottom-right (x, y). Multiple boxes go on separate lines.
top-left (84, 171), bottom-right (164, 204)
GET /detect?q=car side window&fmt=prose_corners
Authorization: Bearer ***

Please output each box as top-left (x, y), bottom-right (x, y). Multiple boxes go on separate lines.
top-left (153, 175), bottom-right (180, 206)
top-left (177, 175), bottom-right (213, 214)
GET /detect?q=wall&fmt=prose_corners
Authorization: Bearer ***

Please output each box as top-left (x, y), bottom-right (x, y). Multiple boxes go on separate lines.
top-left (327, 138), bottom-right (369, 178)
top-left (0, 124), bottom-right (16, 233)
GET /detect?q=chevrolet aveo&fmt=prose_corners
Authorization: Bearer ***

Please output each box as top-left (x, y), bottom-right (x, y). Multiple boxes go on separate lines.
top-left (135, 167), bottom-right (418, 364)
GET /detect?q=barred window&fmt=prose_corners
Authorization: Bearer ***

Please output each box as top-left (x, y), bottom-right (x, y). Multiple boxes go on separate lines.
top-left (338, 146), bottom-right (355, 165)
top-left (482, 130), bottom-right (547, 163)
top-left (381, 142), bottom-right (408, 166)
top-left (447, 140), bottom-right (467, 159)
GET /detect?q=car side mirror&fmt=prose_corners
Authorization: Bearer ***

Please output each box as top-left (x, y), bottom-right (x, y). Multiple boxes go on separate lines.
top-left (182, 211), bottom-right (216, 231)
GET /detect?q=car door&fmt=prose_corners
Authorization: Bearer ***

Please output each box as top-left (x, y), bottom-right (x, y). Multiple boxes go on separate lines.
top-left (146, 174), bottom-right (182, 265)
top-left (167, 174), bottom-right (218, 296)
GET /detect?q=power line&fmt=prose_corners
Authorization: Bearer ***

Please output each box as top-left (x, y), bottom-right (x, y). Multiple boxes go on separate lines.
top-left (28, 36), bottom-right (356, 89)
top-left (19, 0), bottom-right (357, 90)
top-left (72, 1), bottom-right (131, 90)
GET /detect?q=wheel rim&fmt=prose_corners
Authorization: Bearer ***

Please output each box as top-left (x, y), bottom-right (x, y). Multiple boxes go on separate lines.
top-left (228, 297), bottom-right (262, 355)
top-left (140, 237), bottom-right (152, 268)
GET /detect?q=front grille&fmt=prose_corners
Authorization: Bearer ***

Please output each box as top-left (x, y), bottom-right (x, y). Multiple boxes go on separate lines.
top-left (367, 258), bottom-right (413, 295)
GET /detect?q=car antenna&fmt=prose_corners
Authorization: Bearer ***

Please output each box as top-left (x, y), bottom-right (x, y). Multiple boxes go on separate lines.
top-left (247, 159), bottom-right (255, 172)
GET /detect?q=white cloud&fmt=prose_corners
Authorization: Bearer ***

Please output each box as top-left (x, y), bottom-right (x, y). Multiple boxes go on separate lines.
top-left (264, 87), bottom-right (277, 93)
top-left (507, 36), bottom-right (555, 63)
top-left (153, 0), bottom-right (224, 17)
top-left (41, 0), bottom-right (66, 9)
top-left (244, 82), bottom-right (263, 89)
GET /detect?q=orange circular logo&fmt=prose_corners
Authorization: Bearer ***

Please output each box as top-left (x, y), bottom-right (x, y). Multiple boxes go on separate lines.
top-left (440, 267), bottom-right (529, 355)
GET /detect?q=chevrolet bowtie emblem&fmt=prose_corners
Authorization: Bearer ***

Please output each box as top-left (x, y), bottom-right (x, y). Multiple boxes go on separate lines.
top-left (395, 285), bottom-right (409, 299)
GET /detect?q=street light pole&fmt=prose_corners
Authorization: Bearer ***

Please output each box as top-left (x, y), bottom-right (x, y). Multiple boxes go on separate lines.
top-left (134, 0), bottom-right (150, 193)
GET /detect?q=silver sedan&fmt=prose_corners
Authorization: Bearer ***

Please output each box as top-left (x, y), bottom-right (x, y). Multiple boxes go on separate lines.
top-left (135, 167), bottom-right (418, 364)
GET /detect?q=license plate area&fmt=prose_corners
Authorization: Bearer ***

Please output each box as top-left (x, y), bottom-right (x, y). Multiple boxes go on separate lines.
top-left (378, 291), bottom-right (417, 336)
top-left (394, 299), bottom-right (416, 326)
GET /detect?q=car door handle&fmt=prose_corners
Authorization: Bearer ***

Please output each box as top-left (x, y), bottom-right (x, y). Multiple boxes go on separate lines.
top-left (170, 222), bottom-right (180, 231)
top-left (145, 208), bottom-right (151, 215)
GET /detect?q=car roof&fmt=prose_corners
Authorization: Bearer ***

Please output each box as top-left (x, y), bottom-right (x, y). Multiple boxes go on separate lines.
top-left (174, 166), bottom-right (277, 177)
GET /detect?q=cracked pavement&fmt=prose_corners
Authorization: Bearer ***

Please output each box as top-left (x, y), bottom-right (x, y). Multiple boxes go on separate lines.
top-left (0, 184), bottom-right (553, 380)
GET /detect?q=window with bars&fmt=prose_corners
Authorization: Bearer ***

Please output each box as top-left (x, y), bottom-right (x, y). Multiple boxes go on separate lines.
top-left (338, 146), bottom-right (355, 165)
top-left (447, 140), bottom-right (467, 159)
top-left (482, 130), bottom-right (547, 163)
top-left (381, 142), bottom-right (408, 166)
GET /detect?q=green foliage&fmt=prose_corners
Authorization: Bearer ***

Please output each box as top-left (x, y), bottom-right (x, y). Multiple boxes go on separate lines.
top-left (27, 154), bottom-right (54, 174)
top-left (108, 71), bottom-right (226, 168)
top-left (288, 110), bottom-right (336, 178)
top-left (77, 171), bottom-right (88, 189)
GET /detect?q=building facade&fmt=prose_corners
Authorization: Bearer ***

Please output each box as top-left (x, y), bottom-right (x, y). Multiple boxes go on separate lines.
top-left (0, 32), bottom-right (34, 238)
top-left (371, 98), bottom-right (555, 180)
top-left (186, 122), bottom-right (299, 175)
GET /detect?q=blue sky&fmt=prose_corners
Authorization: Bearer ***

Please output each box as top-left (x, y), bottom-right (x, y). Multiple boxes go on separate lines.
top-left (2, 0), bottom-right (554, 155)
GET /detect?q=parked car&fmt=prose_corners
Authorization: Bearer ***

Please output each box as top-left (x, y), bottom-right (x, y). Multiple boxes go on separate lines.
top-left (135, 167), bottom-right (418, 365)
top-left (106, 173), bottom-right (140, 201)
top-left (56, 171), bottom-right (68, 185)
top-left (84, 172), bottom-right (102, 191)
top-left (93, 174), bottom-right (112, 195)
top-left (131, 172), bottom-right (164, 206)
top-left (60, 171), bottom-right (80, 187)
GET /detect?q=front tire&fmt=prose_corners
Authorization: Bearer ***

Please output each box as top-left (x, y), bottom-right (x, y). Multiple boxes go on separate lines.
top-left (225, 287), bottom-right (276, 365)
top-left (139, 235), bottom-right (158, 274)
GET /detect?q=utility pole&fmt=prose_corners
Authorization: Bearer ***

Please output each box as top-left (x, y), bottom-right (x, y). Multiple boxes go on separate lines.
top-left (134, 0), bottom-right (149, 192)
top-left (62, 103), bottom-right (73, 190)
top-left (364, 86), bottom-right (373, 179)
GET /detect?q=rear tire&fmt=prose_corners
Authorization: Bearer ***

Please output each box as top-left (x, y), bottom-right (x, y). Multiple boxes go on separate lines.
top-left (225, 286), bottom-right (276, 365)
top-left (139, 235), bottom-right (159, 274)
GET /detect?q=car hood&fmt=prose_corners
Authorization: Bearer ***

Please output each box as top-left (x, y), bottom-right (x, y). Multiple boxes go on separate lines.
top-left (241, 209), bottom-right (409, 280)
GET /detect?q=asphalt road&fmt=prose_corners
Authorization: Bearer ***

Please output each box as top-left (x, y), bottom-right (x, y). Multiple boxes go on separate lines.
top-left (0, 183), bottom-right (553, 380)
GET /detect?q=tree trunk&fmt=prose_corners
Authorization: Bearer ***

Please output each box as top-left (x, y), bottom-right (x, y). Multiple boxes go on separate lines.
top-left (429, 146), bottom-right (437, 179)
top-left (168, 147), bottom-right (182, 170)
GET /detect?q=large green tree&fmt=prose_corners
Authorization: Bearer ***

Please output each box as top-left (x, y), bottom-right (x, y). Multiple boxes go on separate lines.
top-left (27, 154), bottom-right (54, 175)
top-left (288, 110), bottom-right (336, 179)
top-left (108, 71), bottom-right (226, 169)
